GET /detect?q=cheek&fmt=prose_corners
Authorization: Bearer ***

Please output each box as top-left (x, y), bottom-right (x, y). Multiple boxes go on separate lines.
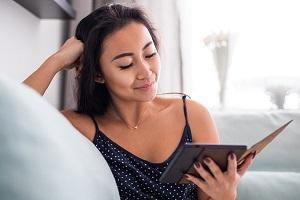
top-left (105, 69), bottom-right (135, 90)
top-left (99, 59), bottom-right (134, 89)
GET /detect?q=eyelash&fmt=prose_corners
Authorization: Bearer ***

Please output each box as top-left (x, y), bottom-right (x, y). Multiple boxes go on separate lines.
top-left (119, 52), bottom-right (157, 70)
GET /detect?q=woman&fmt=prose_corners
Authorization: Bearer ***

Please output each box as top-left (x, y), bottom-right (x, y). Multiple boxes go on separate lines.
top-left (24, 4), bottom-right (254, 200)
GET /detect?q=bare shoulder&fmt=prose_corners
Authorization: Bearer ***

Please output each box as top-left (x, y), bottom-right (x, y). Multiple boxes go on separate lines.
top-left (183, 98), bottom-right (220, 144)
top-left (154, 95), bottom-right (184, 109)
top-left (60, 109), bottom-right (95, 141)
top-left (61, 109), bottom-right (79, 120)
top-left (155, 95), bottom-right (206, 112)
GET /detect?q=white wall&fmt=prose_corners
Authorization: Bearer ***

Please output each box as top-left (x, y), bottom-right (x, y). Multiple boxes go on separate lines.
top-left (0, 0), bottom-right (66, 108)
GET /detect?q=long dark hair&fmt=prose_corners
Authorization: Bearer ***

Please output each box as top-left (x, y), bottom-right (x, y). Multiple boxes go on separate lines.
top-left (74, 3), bottom-right (159, 115)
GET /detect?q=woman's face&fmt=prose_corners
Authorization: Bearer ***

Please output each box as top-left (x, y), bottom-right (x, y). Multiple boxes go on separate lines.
top-left (99, 21), bottom-right (160, 102)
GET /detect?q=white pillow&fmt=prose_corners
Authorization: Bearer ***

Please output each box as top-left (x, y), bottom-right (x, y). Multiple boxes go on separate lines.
top-left (237, 171), bottom-right (300, 200)
top-left (0, 76), bottom-right (120, 200)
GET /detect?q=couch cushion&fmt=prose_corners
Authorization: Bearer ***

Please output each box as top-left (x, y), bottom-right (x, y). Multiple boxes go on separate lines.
top-left (0, 76), bottom-right (119, 200)
top-left (213, 111), bottom-right (300, 172)
top-left (237, 171), bottom-right (300, 200)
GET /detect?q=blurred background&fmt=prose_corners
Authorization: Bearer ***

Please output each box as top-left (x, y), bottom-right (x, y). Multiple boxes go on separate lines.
top-left (1, 0), bottom-right (300, 111)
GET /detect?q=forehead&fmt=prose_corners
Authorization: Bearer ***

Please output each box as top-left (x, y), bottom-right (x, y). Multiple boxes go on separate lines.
top-left (102, 22), bottom-right (153, 56)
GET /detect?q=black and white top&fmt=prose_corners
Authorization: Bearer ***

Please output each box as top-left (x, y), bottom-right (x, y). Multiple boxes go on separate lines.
top-left (91, 95), bottom-right (197, 199)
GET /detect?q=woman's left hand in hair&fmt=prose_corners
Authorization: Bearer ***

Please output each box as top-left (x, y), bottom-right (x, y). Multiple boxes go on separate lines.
top-left (185, 152), bottom-right (255, 200)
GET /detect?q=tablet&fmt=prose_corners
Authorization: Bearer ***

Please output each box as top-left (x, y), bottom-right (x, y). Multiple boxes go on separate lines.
top-left (159, 120), bottom-right (292, 184)
top-left (159, 144), bottom-right (247, 184)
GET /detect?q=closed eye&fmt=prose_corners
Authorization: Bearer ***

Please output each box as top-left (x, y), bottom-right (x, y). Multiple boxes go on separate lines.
top-left (119, 63), bottom-right (133, 70)
top-left (119, 52), bottom-right (157, 70)
top-left (145, 52), bottom-right (157, 58)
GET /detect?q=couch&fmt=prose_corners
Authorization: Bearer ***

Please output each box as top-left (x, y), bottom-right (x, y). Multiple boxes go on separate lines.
top-left (0, 75), bottom-right (120, 200)
top-left (213, 111), bottom-right (300, 199)
top-left (1, 75), bottom-right (299, 200)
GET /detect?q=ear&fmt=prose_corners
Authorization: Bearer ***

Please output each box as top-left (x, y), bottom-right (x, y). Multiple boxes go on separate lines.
top-left (94, 73), bottom-right (105, 84)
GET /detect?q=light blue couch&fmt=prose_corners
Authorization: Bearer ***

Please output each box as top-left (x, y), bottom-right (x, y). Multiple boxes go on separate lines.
top-left (0, 76), bottom-right (120, 200)
top-left (213, 111), bottom-right (300, 200)
top-left (1, 75), bottom-right (299, 200)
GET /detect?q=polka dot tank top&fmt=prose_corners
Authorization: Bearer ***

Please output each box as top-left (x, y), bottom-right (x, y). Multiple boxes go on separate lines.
top-left (91, 96), bottom-right (198, 199)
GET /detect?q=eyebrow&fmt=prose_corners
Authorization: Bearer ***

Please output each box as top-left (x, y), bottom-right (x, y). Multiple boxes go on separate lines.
top-left (110, 41), bottom-right (153, 62)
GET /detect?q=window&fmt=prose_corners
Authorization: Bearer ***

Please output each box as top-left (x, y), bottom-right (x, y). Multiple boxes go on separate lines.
top-left (179, 0), bottom-right (300, 110)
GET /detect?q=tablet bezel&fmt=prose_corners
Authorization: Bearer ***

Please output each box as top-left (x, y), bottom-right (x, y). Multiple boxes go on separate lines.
top-left (159, 144), bottom-right (247, 184)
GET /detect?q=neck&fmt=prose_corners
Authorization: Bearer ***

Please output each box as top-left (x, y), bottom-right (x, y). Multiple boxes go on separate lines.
top-left (108, 98), bottom-right (155, 129)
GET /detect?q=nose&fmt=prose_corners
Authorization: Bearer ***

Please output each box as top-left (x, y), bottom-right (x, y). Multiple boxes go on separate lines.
top-left (136, 61), bottom-right (152, 80)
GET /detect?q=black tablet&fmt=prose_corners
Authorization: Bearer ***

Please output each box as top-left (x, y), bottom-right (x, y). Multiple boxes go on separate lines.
top-left (159, 144), bottom-right (247, 184)
top-left (159, 121), bottom-right (292, 184)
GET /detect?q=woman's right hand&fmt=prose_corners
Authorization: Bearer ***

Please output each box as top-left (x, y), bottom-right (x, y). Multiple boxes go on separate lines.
top-left (52, 36), bottom-right (84, 71)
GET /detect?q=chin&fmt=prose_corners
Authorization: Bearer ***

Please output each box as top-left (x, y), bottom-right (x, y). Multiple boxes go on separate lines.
top-left (134, 86), bottom-right (157, 102)
top-left (136, 91), bottom-right (157, 102)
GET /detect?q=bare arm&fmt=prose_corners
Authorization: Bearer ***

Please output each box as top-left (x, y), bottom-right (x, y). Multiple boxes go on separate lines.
top-left (23, 55), bottom-right (64, 95)
top-left (23, 37), bottom-right (84, 96)
top-left (185, 99), bottom-right (252, 200)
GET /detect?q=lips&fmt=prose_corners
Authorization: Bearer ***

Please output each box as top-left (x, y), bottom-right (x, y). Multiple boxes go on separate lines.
top-left (134, 82), bottom-right (154, 89)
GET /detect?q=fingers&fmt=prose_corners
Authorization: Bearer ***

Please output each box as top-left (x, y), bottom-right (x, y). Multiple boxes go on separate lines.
top-left (193, 161), bottom-right (215, 183)
top-left (61, 36), bottom-right (81, 49)
top-left (237, 152), bottom-right (255, 177)
top-left (187, 156), bottom-right (241, 198)
top-left (74, 57), bottom-right (82, 70)
top-left (227, 153), bottom-right (237, 178)
top-left (184, 174), bottom-right (208, 191)
top-left (202, 158), bottom-right (224, 182)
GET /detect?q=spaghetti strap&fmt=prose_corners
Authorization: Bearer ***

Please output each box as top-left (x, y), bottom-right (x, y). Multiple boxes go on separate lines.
top-left (89, 114), bottom-right (100, 132)
top-left (182, 95), bottom-right (190, 127)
